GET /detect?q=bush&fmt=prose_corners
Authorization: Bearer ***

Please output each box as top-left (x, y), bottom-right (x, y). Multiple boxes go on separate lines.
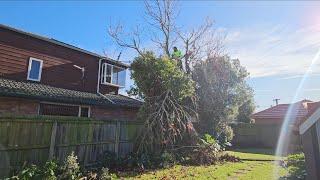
top-left (217, 125), bottom-right (234, 149)
top-left (58, 152), bottom-right (81, 180)
top-left (286, 153), bottom-right (306, 179)
top-left (8, 160), bottom-right (58, 180)
top-left (99, 167), bottom-right (117, 180)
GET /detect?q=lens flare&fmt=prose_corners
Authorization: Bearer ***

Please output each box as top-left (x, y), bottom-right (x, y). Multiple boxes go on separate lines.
top-left (273, 48), bottom-right (320, 178)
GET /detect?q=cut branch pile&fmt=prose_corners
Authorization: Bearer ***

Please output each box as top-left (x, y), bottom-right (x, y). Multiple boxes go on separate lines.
top-left (136, 90), bottom-right (196, 154)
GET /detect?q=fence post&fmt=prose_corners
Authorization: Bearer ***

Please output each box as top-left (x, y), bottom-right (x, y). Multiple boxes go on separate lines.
top-left (115, 121), bottom-right (121, 156)
top-left (48, 120), bottom-right (57, 160)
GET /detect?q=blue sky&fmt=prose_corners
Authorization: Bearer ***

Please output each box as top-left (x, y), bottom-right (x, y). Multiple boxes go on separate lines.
top-left (1, 1), bottom-right (320, 111)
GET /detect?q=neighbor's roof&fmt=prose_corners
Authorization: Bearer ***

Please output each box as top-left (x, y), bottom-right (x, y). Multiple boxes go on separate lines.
top-left (0, 78), bottom-right (142, 108)
top-left (252, 100), bottom-right (312, 120)
top-left (0, 24), bottom-right (129, 68)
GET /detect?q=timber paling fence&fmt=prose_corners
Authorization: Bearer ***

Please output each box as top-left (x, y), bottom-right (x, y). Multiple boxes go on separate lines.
top-left (231, 123), bottom-right (302, 153)
top-left (0, 117), bottom-right (143, 177)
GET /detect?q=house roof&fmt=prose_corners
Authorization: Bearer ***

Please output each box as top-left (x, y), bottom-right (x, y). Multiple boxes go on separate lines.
top-left (0, 78), bottom-right (142, 108)
top-left (252, 100), bottom-right (312, 120)
top-left (0, 24), bottom-right (130, 68)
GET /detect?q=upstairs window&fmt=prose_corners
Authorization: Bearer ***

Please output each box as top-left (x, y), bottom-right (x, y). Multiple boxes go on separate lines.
top-left (101, 63), bottom-right (126, 87)
top-left (27, 57), bottom-right (43, 82)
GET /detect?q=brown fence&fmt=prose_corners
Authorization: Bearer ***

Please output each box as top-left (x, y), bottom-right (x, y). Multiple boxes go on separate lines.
top-left (0, 117), bottom-right (143, 177)
top-left (231, 123), bottom-right (301, 152)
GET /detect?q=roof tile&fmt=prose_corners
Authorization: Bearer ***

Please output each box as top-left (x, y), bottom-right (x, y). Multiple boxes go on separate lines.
top-left (0, 78), bottom-right (142, 108)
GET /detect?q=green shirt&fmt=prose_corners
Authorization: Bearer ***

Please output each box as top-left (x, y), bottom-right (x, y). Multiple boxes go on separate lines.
top-left (172, 50), bottom-right (182, 59)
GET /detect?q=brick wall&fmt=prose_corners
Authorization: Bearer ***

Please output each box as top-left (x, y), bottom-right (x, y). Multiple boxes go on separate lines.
top-left (0, 97), bottom-right (39, 116)
top-left (0, 97), bottom-right (139, 121)
top-left (91, 106), bottom-right (139, 121)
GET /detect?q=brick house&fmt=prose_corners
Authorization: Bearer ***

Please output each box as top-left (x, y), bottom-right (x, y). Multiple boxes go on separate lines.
top-left (0, 24), bottom-right (142, 119)
top-left (244, 99), bottom-right (320, 151)
top-left (252, 99), bottom-right (317, 128)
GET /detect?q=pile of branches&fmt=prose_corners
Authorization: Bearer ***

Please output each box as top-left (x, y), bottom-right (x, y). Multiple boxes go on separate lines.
top-left (135, 90), bottom-right (197, 155)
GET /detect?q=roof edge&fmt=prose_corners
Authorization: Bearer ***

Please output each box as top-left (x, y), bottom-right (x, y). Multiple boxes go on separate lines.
top-left (0, 24), bottom-right (130, 68)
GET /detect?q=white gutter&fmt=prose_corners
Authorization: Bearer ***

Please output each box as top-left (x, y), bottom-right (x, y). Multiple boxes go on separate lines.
top-left (97, 58), bottom-right (115, 104)
top-left (299, 106), bottom-right (320, 134)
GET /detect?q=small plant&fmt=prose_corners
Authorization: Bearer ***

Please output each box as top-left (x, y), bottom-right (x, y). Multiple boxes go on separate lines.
top-left (59, 152), bottom-right (81, 180)
top-left (217, 125), bottom-right (234, 149)
top-left (286, 153), bottom-right (307, 179)
top-left (17, 165), bottom-right (40, 180)
top-left (41, 160), bottom-right (58, 180)
top-left (99, 167), bottom-right (117, 180)
top-left (160, 151), bottom-right (176, 168)
top-left (7, 160), bottom-right (58, 180)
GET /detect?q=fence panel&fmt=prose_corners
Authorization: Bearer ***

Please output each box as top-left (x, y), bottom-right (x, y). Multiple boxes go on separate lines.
top-left (232, 123), bottom-right (301, 152)
top-left (0, 118), bottom-right (142, 178)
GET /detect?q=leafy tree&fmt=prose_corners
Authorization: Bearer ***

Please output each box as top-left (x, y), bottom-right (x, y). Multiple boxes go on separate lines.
top-left (236, 98), bottom-right (255, 123)
top-left (192, 56), bottom-right (254, 136)
top-left (130, 52), bottom-right (196, 154)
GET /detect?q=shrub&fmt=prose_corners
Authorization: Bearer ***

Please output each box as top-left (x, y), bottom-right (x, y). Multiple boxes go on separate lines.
top-left (99, 167), bottom-right (117, 180)
top-left (217, 125), bottom-right (234, 149)
top-left (7, 160), bottom-right (58, 180)
top-left (58, 152), bottom-right (81, 180)
top-left (286, 153), bottom-right (306, 179)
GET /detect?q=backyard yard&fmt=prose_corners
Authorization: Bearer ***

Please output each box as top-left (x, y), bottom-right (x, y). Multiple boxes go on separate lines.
top-left (118, 148), bottom-right (288, 179)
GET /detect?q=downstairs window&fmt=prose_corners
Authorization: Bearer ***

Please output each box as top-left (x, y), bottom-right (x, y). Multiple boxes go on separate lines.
top-left (39, 103), bottom-right (90, 117)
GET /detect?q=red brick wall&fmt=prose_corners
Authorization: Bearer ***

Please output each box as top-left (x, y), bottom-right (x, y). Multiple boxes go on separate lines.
top-left (0, 97), bottom-right (39, 116)
top-left (91, 106), bottom-right (139, 121)
top-left (0, 97), bottom-right (139, 121)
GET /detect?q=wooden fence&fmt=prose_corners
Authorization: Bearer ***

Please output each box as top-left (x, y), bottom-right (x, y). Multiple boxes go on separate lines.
top-left (231, 123), bottom-right (301, 153)
top-left (0, 117), bottom-right (143, 177)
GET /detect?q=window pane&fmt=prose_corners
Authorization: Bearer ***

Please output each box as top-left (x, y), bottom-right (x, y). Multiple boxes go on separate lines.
top-left (80, 107), bottom-right (89, 117)
top-left (112, 66), bottom-right (126, 87)
top-left (39, 103), bottom-right (79, 116)
top-left (112, 66), bottom-right (119, 85)
top-left (29, 60), bottom-right (41, 80)
top-left (118, 69), bottom-right (126, 87)
top-left (106, 64), bottom-right (112, 83)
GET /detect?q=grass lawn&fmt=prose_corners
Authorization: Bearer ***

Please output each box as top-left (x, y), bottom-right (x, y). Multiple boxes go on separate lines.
top-left (117, 148), bottom-right (288, 180)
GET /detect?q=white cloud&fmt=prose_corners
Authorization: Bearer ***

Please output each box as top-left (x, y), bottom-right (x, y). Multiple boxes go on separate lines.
top-left (224, 24), bottom-right (320, 78)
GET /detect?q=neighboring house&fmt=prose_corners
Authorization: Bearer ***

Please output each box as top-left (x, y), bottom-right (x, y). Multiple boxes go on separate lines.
top-left (252, 99), bottom-right (314, 128)
top-left (233, 100), bottom-right (320, 151)
top-left (0, 24), bottom-right (142, 119)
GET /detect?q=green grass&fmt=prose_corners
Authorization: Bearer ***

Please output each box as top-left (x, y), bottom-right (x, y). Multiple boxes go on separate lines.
top-left (117, 148), bottom-right (288, 179)
top-left (226, 148), bottom-right (284, 161)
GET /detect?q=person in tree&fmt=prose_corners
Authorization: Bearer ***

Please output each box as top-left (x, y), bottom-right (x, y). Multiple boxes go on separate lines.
top-left (171, 46), bottom-right (183, 70)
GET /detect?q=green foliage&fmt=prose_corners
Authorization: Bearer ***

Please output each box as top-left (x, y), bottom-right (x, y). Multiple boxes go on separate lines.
top-left (7, 160), bottom-right (58, 180)
top-left (217, 125), bottom-right (234, 149)
top-left (192, 56), bottom-right (254, 136)
top-left (130, 52), bottom-right (197, 155)
top-left (59, 152), bottom-right (81, 180)
top-left (129, 51), bottom-right (195, 100)
top-left (99, 167), bottom-right (117, 180)
top-left (237, 98), bottom-right (255, 123)
top-left (286, 153), bottom-right (306, 179)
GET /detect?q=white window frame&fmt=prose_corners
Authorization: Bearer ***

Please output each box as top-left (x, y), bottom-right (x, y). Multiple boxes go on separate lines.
top-left (100, 63), bottom-right (125, 87)
top-left (39, 102), bottom-right (91, 118)
top-left (78, 106), bottom-right (91, 118)
top-left (27, 57), bottom-right (43, 82)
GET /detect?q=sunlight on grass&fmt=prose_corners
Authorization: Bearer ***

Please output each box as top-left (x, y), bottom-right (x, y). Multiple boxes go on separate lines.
top-left (226, 148), bottom-right (284, 161)
top-left (119, 149), bottom-right (288, 180)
